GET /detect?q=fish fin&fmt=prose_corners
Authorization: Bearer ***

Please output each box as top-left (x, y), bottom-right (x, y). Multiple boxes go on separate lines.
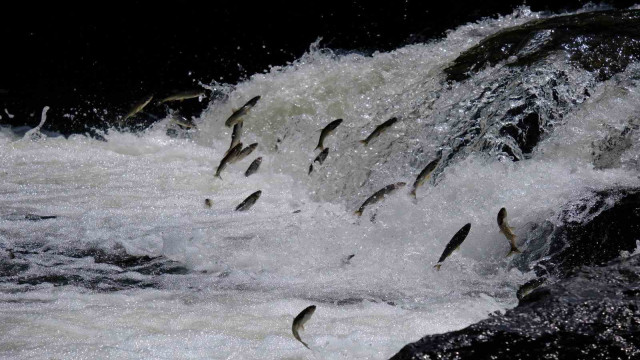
top-left (354, 210), bottom-right (363, 217)
top-left (315, 145), bottom-right (324, 151)
top-left (300, 324), bottom-right (304, 330)
top-left (455, 245), bottom-right (460, 251)
top-left (509, 226), bottom-right (516, 232)
top-left (506, 246), bottom-right (522, 257)
top-left (359, 140), bottom-right (367, 144)
top-left (434, 264), bottom-right (441, 271)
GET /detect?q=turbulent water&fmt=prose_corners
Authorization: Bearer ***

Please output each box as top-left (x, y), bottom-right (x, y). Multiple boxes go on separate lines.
top-left (2, 6), bottom-right (640, 360)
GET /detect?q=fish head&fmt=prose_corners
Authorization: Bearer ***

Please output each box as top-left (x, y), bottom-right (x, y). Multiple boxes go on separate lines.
top-left (497, 208), bottom-right (507, 225)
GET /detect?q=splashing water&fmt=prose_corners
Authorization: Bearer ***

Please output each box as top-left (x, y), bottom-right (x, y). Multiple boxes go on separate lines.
top-left (1, 6), bottom-right (640, 360)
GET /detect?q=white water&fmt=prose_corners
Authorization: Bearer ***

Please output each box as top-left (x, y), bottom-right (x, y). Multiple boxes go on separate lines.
top-left (2, 6), bottom-right (640, 360)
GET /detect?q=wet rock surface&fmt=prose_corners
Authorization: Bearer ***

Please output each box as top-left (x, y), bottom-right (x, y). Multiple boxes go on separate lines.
top-left (445, 9), bottom-right (640, 82)
top-left (391, 187), bottom-right (640, 359)
top-left (522, 187), bottom-right (640, 279)
top-left (390, 254), bottom-right (640, 360)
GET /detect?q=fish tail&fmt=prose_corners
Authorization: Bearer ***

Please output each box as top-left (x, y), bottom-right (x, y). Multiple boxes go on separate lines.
top-left (214, 173), bottom-right (222, 180)
top-left (315, 144), bottom-right (324, 151)
top-left (410, 189), bottom-right (417, 200)
top-left (359, 140), bottom-right (367, 145)
top-left (434, 264), bottom-right (441, 271)
top-left (506, 246), bottom-right (522, 257)
top-left (354, 210), bottom-right (363, 217)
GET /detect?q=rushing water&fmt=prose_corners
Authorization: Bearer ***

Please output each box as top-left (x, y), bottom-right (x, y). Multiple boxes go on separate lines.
top-left (2, 6), bottom-right (640, 360)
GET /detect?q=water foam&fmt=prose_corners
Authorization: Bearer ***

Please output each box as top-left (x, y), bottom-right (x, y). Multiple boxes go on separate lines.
top-left (1, 5), bottom-right (640, 359)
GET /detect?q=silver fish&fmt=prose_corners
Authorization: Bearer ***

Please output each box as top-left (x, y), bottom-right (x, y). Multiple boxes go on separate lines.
top-left (355, 182), bottom-right (406, 216)
top-left (229, 143), bottom-right (258, 164)
top-left (159, 90), bottom-right (205, 103)
top-left (235, 190), bottom-right (262, 211)
top-left (123, 95), bottom-right (154, 122)
top-left (498, 208), bottom-right (521, 257)
top-left (410, 156), bottom-right (440, 199)
top-left (434, 223), bottom-right (471, 271)
top-left (245, 157), bottom-right (262, 177)
top-left (215, 142), bottom-right (243, 179)
top-left (315, 119), bottom-right (343, 150)
top-left (360, 117), bottom-right (397, 145)
top-left (224, 122), bottom-right (243, 156)
top-left (292, 305), bottom-right (316, 349)
top-left (224, 96), bottom-right (261, 127)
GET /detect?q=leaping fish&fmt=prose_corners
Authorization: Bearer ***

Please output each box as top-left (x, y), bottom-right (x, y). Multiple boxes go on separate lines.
top-left (355, 182), bottom-right (406, 217)
top-left (235, 190), bottom-right (261, 211)
top-left (215, 142), bottom-right (243, 179)
top-left (360, 117), bottom-right (397, 145)
top-left (497, 207), bottom-right (522, 256)
top-left (158, 90), bottom-right (205, 104)
top-left (244, 157), bottom-right (262, 177)
top-left (224, 122), bottom-right (243, 156)
top-left (315, 119), bottom-right (343, 150)
top-left (410, 156), bottom-right (441, 199)
top-left (122, 95), bottom-right (154, 123)
top-left (229, 143), bottom-right (258, 164)
top-left (434, 223), bottom-right (471, 271)
top-left (292, 305), bottom-right (316, 349)
top-left (224, 96), bottom-right (261, 127)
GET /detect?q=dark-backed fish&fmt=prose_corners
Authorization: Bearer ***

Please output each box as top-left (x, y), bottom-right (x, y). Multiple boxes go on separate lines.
top-left (225, 122), bottom-right (243, 156)
top-left (434, 223), bottom-right (471, 270)
top-left (229, 143), bottom-right (258, 164)
top-left (215, 142), bottom-right (243, 179)
top-left (1, 213), bottom-right (57, 221)
top-left (235, 190), bottom-right (261, 211)
top-left (245, 157), bottom-right (262, 177)
top-left (498, 208), bottom-right (521, 256)
top-left (123, 95), bottom-right (154, 122)
top-left (355, 182), bottom-right (406, 216)
top-left (360, 117), bottom-right (397, 145)
top-left (159, 90), bottom-right (205, 103)
top-left (224, 96), bottom-right (261, 127)
top-left (315, 119), bottom-right (343, 150)
top-left (314, 148), bottom-right (329, 165)
top-left (292, 305), bottom-right (316, 349)
top-left (204, 199), bottom-right (212, 208)
top-left (410, 156), bottom-right (440, 199)
top-left (517, 277), bottom-right (547, 300)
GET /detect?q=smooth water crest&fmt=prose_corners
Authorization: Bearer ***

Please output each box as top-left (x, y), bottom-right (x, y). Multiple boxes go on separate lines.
top-left (2, 6), bottom-right (640, 359)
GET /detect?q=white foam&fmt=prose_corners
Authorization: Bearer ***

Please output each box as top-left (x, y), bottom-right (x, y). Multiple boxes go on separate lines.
top-left (1, 6), bottom-right (639, 359)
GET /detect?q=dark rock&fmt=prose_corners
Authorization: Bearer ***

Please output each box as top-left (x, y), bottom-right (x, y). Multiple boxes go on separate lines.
top-left (521, 188), bottom-right (640, 279)
top-left (592, 119), bottom-right (640, 170)
top-left (389, 254), bottom-right (640, 360)
top-left (445, 10), bottom-right (640, 82)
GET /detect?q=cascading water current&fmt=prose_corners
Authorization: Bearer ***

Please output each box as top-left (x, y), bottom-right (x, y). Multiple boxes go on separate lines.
top-left (2, 6), bottom-right (640, 359)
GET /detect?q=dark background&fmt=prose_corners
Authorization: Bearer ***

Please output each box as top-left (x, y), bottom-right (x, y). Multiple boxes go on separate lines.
top-left (1, 0), bottom-right (635, 134)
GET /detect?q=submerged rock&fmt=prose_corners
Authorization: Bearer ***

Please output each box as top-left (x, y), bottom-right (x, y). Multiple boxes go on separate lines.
top-left (389, 254), bottom-right (640, 360)
top-left (0, 246), bottom-right (189, 292)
